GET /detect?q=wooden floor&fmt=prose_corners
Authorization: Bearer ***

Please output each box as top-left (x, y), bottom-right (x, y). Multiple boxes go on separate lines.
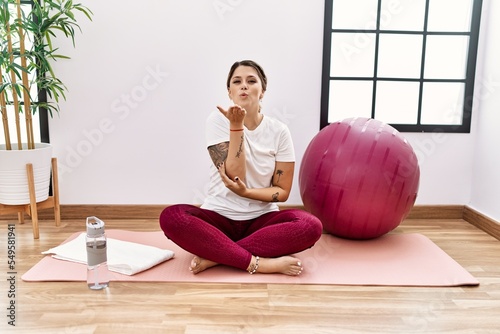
top-left (1, 217), bottom-right (499, 334)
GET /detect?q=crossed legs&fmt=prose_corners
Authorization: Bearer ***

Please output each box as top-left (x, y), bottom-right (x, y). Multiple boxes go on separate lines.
top-left (159, 204), bottom-right (323, 276)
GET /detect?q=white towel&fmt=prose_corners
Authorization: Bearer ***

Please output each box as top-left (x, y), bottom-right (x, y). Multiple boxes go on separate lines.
top-left (42, 232), bottom-right (175, 275)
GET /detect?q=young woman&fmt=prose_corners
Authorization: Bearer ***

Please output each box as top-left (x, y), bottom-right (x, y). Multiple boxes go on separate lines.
top-left (159, 60), bottom-right (322, 276)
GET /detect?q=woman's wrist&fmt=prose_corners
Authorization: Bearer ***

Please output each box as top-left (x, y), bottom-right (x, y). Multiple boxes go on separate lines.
top-left (230, 123), bottom-right (245, 131)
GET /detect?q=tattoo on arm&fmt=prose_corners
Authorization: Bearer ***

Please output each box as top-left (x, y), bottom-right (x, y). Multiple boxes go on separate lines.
top-left (271, 192), bottom-right (279, 202)
top-left (235, 134), bottom-right (244, 158)
top-left (276, 169), bottom-right (283, 183)
top-left (208, 142), bottom-right (229, 168)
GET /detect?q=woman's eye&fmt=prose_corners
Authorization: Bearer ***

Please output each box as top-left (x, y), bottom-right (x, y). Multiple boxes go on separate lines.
top-left (232, 80), bottom-right (241, 84)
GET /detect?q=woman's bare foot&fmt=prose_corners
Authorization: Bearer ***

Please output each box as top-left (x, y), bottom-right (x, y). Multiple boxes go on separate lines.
top-left (189, 256), bottom-right (218, 274)
top-left (247, 255), bottom-right (303, 276)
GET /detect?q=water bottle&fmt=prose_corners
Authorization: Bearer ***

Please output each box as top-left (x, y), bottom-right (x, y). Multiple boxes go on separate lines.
top-left (86, 216), bottom-right (109, 290)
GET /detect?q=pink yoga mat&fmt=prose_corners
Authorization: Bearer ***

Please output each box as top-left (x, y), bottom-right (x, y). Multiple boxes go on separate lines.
top-left (22, 230), bottom-right (479, 286)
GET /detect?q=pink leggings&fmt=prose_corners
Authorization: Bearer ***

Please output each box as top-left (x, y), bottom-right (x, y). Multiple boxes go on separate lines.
top-left (159, 204), bottom-right (323, 271)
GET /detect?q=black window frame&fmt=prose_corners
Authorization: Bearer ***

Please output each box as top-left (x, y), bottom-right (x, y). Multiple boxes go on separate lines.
top-left (30, 0), bottom-right (50, 143)
top-left (320, 0), bottom-right (484, 133)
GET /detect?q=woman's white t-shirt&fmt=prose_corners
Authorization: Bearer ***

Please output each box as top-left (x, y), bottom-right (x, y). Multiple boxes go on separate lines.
top-left (201, 110), bottom-right (295, 220)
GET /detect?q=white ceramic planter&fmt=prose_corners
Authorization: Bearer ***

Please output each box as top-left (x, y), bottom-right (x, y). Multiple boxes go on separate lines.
top-left (0, 143), bottom-right (53, 205)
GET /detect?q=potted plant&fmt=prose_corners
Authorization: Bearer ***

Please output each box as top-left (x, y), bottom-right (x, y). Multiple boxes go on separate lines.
top-left (0, 0), bottom-right (92, 205)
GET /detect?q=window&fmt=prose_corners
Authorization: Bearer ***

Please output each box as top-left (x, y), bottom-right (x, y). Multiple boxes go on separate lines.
top-left (321, 0), bottom-right (483, 133)
top-left (0, 0), bottom-right (49, 146)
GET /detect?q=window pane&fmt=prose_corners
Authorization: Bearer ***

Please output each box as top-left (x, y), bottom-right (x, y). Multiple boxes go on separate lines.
top-left (330, 33), bottom-right (376, 77)
top-left (377, 34), bottom-right (423, 78)
top-left (5, 4), bottom-right (28, 45)
top-left (328, 80), bottom-right (373, 122)
top-left (0, 106), bottom-right (42, 145)
top-left (375, 81), bottom-right (420, 124)
top-left (381, 0), bottom-right (426, 31)
top-left (322, 0), bottom-right (482, 132)
top-left (20, 4), bottom-right (34, 50)
top-left (0, 2), bottom-right (43, 145)
top-left (424, 36), bottom-right (469, 79)
top-left (332, 0), bottom-right (379, 29)
top-left (421, 82), bottom-right (465, 125)
top-left (427, 0), bottom-right (473, 32)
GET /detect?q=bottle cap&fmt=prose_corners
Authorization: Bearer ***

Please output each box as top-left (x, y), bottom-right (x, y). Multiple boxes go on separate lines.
top-left (86, 216), bottom-right (105, 237)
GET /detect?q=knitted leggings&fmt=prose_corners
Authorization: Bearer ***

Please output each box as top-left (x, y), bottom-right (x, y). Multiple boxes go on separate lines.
top-left (159, 204), bottom-right (323, 271)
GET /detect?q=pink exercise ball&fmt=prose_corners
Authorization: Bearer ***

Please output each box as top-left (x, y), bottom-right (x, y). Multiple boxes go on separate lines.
top-left (299, 117), bottom-right (420, 240)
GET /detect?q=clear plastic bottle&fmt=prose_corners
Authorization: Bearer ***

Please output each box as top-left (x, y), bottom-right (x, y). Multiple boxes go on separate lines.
top-left (86, 216), bottom-right (109, 290)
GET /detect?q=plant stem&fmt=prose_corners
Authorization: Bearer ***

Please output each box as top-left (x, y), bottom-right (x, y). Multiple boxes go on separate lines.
top-left (0, 67), bottom-right (12, 150)
top-left (16, 0), bottom-right (34, 149)
top-left (4, 13), bottom-right (22, 149)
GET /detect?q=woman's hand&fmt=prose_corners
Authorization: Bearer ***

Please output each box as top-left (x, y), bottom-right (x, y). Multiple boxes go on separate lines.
top-left (217, 162), bottom-right (247, 197)
top-left (217, 105), bottom-right (246, 126)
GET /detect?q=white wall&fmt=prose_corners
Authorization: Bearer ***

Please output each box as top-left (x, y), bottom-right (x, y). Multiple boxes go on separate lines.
top-left (469, 0), bottom-right (500, 222)
top-left (50, 0), bottom-right (325, 205)
top-left (404, 132), bottom-right (474, 205)
top-left (48, 0), bottom-right (495, 217)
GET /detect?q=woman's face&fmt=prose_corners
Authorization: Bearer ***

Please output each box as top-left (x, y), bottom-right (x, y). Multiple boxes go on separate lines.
top-left (228, 65), bottom-right (264, 111)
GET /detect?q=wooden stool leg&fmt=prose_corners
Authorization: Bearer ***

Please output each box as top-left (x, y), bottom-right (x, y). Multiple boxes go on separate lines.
top-left (26, 163), bottom-right (40, 239)
top-left (51, 158), bottom-right (61, 227)
top-left (18, 212), bottom-right (25, 224)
